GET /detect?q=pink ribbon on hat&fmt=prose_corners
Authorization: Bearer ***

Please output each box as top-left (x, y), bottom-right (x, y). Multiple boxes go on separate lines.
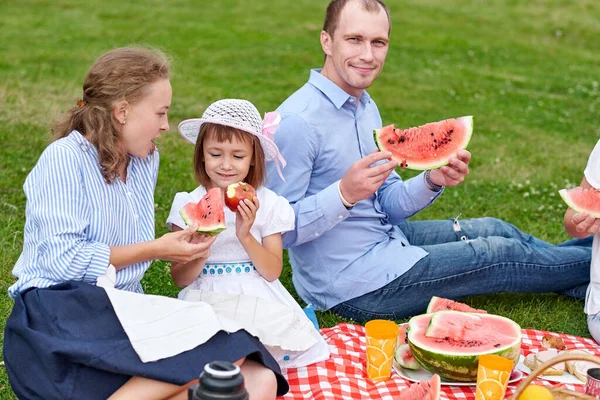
top-left (262, 111), bottom-right (287, 181)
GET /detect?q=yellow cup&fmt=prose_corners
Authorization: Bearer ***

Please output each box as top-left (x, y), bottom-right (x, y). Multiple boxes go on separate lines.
top-left (365, 319), bottom-right (399, 382)
top-left (475, 354), bottom-right (515, 400)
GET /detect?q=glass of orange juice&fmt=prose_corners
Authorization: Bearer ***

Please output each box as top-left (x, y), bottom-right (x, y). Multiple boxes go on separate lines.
top-left (365, 319), bottom-right (399, 382)
top-left (475, 354), bottom-right (515, 400)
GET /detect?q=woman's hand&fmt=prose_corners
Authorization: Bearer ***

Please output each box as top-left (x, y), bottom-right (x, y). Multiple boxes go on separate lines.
top-left (158, 226), bottom-right (216, 263)
top-left (236, 197), bottom-right (259, 241)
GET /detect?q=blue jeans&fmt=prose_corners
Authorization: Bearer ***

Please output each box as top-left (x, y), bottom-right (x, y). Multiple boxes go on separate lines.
top-left (331, 217), bottom-right (592, 322)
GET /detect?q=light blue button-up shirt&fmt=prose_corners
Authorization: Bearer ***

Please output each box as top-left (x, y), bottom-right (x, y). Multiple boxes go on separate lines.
top-left (9, 131), bottom-right (158, 298)
top-left (266, 69), bottom-right (443, 310)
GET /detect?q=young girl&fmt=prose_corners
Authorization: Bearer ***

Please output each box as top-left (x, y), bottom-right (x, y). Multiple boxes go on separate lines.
top-left (4, 48), bottom-right (287, 400)
top-left (167, 99), bottom-right (330, 369)
top-left (564, 140), bottom-right (600, 344)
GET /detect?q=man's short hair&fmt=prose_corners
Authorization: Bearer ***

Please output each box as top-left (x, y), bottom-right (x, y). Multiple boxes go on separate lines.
top-left (322, 0), bottom-right (391, 37)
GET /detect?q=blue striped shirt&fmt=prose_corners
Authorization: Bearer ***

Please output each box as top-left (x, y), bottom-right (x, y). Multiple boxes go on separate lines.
top-left (9, 130), bottom-right (158, 298)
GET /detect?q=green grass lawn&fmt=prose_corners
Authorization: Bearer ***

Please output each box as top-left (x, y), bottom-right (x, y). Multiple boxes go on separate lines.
top-left (1, 0), bottom-right (599, 398)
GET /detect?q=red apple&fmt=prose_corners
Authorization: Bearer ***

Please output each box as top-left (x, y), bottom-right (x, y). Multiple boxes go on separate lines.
top-left (225, 182), bottom-right (256, 212)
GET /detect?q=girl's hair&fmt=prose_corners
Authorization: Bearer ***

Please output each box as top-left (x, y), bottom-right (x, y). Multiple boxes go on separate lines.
top-left (193, 123), bottom-right (265, 189)
top-left (52, 46), bottom-right (171, 183)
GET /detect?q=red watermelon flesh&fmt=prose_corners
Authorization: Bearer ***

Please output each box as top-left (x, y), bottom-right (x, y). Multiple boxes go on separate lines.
top-left (374, 116), bottom-right (473, 170)
top-left (397, 323), bottom-right (408, 345)
top-left (559, 187), bottom-right (600, 218)
top-left (398, 374), bottom-right (441, 400)
top-left (179, 188), bottom-right (226, 236)
top-left (415, 311), bottom-right (521, 355)
top-left (424, 311), bottom-right (513, 344)
top-left (426, 296), bottom-right (487, 314)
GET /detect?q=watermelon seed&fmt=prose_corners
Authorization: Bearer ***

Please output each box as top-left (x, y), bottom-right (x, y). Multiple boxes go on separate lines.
top-left (387, 139), bottom-right (395, 145)
top-left (494, 343), bottom-right (501, 347)
top-left (430, 132), bottom-right (434, 136)
top-left (449, 129), bottom-right (454, 134)
top-left (399, 136), bottom-right (406, 143)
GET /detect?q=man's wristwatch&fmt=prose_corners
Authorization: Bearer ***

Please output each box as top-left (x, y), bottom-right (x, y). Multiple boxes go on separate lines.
top-left (424, 170), bottom-right (444, 192)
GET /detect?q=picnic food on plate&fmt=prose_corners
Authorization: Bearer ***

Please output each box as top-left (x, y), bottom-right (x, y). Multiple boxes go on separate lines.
top-left (374, 116), bottom-right (473, 170)
top-left (523, 349), bottom-right (564, 376)
top-left (398, 373), bottom-right (441, 400)
top-left (523, 348), bottom-right (598, 382)
top-left (564, 350), bottom-right (597, 381)
top-left (426, 296), bottom-right (487, 314)
top-left (179, 187), bottom-right (227, 235)
top-left (407, 310), bottom-right (521, 382)
top-left (225, 182), bottom-right (256, 212)
top-left (559, 186), bottom-right (600, 218)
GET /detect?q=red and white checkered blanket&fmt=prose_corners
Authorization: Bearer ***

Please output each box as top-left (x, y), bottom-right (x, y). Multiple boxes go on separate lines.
top-left (278, 323), bottom-right (600, 400)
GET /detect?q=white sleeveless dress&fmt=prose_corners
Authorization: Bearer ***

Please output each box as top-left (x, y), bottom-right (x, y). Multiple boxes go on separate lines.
top-left (167, 186), bottom-right (330, 369)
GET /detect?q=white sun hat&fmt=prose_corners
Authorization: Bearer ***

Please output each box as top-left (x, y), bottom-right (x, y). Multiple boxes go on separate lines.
top-left (178, 99), bottom-right (286, 180)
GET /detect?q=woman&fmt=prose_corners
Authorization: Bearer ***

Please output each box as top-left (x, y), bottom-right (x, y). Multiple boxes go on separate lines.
top-left (3, 46), bottom-right (288, 400)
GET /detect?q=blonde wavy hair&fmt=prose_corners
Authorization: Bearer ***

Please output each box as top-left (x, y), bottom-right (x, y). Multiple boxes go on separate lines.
top-left (52, 46), bottom-right (171, 183)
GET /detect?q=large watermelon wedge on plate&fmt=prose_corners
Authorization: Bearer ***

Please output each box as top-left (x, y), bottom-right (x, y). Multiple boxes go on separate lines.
top-left (374, 116), bottom-right (473, 170)
top-left (559, 187), bottom-right (600, 218)
top-left (408, 310), bottom-right (521, 382)
top-left (179, 187), bottom-right (226, 235)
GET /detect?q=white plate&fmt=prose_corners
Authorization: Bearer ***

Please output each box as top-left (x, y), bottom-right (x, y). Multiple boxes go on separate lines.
top-left (393, 359), bottom-right (523, 387)
top-left (516, 354), bottom-right (584, 384)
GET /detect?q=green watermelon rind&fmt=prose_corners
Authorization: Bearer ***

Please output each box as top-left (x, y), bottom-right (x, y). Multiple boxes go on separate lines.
top-left (407, 312), bottom-right (521, 382)
top-left (373, 116), bottom-right (474, 171)
top-left (559, 188), bottom-right (600, 219)
top-left (179, 209), bottom-right (227, 236)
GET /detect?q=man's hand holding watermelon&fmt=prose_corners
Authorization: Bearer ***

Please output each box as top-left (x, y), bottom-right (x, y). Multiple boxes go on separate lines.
top-left (338, 150), bottom-right (399, 205)
top-left (426, 149), bottom-right (471, 189)
top-left (339, 149), bottom-right (471, 206)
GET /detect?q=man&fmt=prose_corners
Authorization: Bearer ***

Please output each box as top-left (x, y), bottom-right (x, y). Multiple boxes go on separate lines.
top-left (266, 0), bottom-right (591, 322)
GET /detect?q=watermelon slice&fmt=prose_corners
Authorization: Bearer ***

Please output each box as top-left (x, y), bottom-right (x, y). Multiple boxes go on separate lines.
top-left (395, 343), bottom-right (420, 370)
top-left (374, 116), bottom-right (473, 170)
top-left (397, 323), bottom-right (408, 345)
top-left (408, 311), bottom-right (521, 382)
top-left (179, 188), bottom-right (226, 236)
top-left (398, 374), bottom-right (441, 400)
top-left (559, 187), bottom-right (600, 218)
top-left (426, 296), bottom-right (487, 314)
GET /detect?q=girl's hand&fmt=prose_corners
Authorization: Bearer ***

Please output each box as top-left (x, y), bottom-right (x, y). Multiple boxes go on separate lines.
top-left (236, 197), bottom-right (260, 240)
top-left (572, 212), bottom-right (600, 235)
top-left (158, 226), bottom-right (216, 263)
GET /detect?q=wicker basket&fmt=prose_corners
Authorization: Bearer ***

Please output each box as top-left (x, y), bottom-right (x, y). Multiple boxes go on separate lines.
top-left (509, 352), bottom-right (600, 400)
